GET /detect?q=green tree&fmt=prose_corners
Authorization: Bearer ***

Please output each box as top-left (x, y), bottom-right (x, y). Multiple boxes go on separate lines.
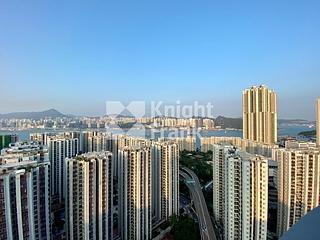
top-left (171, 216), bottom-right (199, 240)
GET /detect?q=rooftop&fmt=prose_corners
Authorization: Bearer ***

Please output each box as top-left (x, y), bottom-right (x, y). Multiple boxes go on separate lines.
top-left (1, 141), bottom-right (47, 154)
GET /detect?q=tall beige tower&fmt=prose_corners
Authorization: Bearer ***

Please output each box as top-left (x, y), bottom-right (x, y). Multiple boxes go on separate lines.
top-left (317, 98), bottom-right (320, 146)
top-left (243, 85), bottom-right (277, 144)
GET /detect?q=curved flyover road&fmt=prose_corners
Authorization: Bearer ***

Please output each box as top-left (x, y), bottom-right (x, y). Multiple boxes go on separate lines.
top-left (180, 167), bottom-right (217, 240)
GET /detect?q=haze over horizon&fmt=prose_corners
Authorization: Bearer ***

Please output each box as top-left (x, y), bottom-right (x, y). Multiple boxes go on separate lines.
top-left (1, 0), bottom-right (320, 120)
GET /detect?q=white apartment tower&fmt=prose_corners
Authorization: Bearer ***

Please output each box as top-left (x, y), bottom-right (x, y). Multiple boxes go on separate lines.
top-left (47, 136), bottom-right (79, 202)
top-left (112, 135), bottom-right (151, 178)
top-left (87, 132), bottom-right (113, 153)
top-left (65, 152), bottom-right (113, 240)
top-left (30, 131), bottom-right (80, 146)
top-left (152, 141), bottom-right (179, 223)
top-left (80, 131), bottom-right (113, 153)
top-left (118, 147), bottom-right (152, 240)
top-left (243, 85), bottom-right (277, 144)
top-left (212, 144), bottom-right (232, 227)
top-left (0, 161), bottom-right (51, 240)
top-left (273, 145), bottom-right (320, 237)
top-left (212, 145), bottom-right (268, 240)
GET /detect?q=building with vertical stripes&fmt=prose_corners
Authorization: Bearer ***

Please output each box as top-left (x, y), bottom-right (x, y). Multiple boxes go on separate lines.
top-left (65, 152), bottom-right (113, 240)
top-left (212, 144), bottom-right (233, 230)
top-left (212, 145), bottom-right (268, 240)
top-left (112, 135), bottom-right (151, 178)
top-left (30, 131), bottom-right (80, 147)
top-left (273, 144), bottom-right (320, 237)
top-left (118, 147), bottom-right (152, 240)
top-left (164, 136), bottom-right (196, 152)
top-left (200, 137), bottom-right (242, 152)
top-left (243, 85), bottom-right (277, 144)
top-left (240, 139), bottom-right (279, 158)
top-left (47, 136), bottom-right (79, 202)
top-left (201, 137), bottom-right (278, 158)
top-left (30, 133), bottom-right (52, 145)
top-left (0, 161), bottom-right (51, 240)
top-left (87, 132), bottom-right (113, 153)
top-left (152, 141), bottom-right (179, 223)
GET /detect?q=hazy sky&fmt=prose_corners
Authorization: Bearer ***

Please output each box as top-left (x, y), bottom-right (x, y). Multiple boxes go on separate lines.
top-left (1, 0), bottom-right (319, 120)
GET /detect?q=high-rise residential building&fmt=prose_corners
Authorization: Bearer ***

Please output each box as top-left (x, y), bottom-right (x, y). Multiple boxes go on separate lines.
top-left (30, 132), bottom-right (80, 146)
top-left (118, 147), bottom-right (152, 240)
top-left (65, 152), bottom-right (113, 240)
top-left (152, 141), bottom-right (179, 223)
top-left (200, 137), bottom-right (278, 158)
top-left (189, 117), bottom-right (204, 129)
top-left (317, 98), bottom-right (320, 146)
top-left (285, 140), bottom-right (316, 149)
top-left (79, 131), bottom-right (114, 153)
top-left (110, 135), bottom-right (151, 238)
top-left (240, 139), bottom-right (279, 158)
top-left (47, 136), bottom-right (79, 202)
top-left (212, 144), bottom-right (232, 229)
top-left (80, 132), bottom-right (150, 179)
top-left (273, 144), bottom-right (320, 237)
top-left (200, 137), bottom-right (242, 152)
top-left (243, 85), bottom-right (277, 144)
top-left (87, 132), bottom-right (113, 153)
top-left (212, 145), bottom-right (268, 240)
top-left (30, 133), bottom-right (51, 145)
top-left (80, 131), bottom-right (97, 153)
top-left (267, 160), bottom-right (279, 239)
top-left (0, 161), bottom-right (51, 240)
top-left (203, 118), bottom-right (215, 130)
top-left (166, 136), bottom-right (196, 152)
top-left (80, 131), bottom-right (113, 153)
top-left (112, 135), bottom-right (151, 178)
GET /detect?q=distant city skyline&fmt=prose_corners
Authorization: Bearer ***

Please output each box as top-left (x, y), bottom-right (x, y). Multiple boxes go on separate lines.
top-left (0, 95), bottom-right (318, 121)
top-left (1, 1), bottom-right (320, 120)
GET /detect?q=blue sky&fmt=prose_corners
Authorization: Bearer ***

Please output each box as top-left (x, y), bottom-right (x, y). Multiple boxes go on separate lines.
top-left (1, 0), bottom-right (319, 119)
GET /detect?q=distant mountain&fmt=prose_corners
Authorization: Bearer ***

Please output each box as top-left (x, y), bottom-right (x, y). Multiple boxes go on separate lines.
top-left (0, 109), bottom-right (66, 119)
top-left (107, 114), bottom-right (135, 118)
top-left (298, 130), bottom-right (316, 137)
top-left (214, 116), bottom-right (243, 129)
